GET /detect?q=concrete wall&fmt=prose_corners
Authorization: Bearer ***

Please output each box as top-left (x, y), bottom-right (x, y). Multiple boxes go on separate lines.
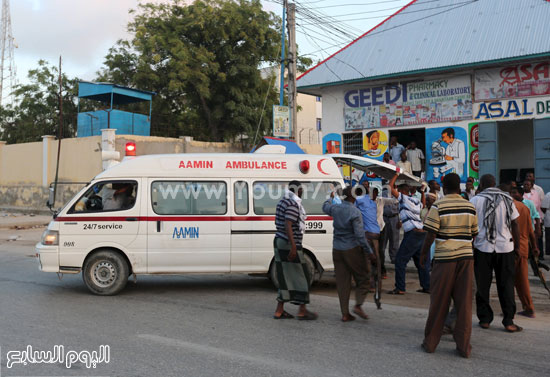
top-left (0, 134), bottom-right (315, 213)
top-left (0, 141), bottom-right (43, 184)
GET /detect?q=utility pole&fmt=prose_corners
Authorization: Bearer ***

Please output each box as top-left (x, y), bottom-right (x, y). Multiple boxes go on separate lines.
top-left (52, 56), bottom-right (63, 208)
top-left (279, 0), bottom-right (287, 106)
top-left (287, 2), bottom-right (297, 141)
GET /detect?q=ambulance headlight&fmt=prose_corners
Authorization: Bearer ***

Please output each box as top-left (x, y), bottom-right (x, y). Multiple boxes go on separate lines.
top-left (41, 230), bottom-right (59, 246)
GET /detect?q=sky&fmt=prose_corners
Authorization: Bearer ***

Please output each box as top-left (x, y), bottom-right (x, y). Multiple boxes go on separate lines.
top-left (5, 0), bottom-right (411, 89)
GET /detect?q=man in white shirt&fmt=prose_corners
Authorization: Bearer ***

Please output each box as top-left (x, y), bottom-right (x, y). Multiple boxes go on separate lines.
top-left (541, 191), bottom-right (550, 260)
top-left (406, 141), bottom-right (425, 178)
top-left (397, 151), bottom-right (413, 175)
top-left (389, 136), bottom-right (405, 163)
top-left (526, 172), bottom-right (544, 203)
top-left (442, 128), bottom-right (465, 177)
top-left (470, 174), bottom-right (522, 333)
top-left (428, 180), bottom-right (444, 201)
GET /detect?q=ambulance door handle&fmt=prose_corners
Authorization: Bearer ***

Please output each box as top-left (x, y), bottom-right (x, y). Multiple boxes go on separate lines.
top-left (126, 217), bottom-right (138, 221)
top-left (157, 221), bottom-right (161, 232)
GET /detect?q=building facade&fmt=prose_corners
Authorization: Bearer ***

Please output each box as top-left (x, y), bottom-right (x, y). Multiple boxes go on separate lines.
top-left (297, 0), bottom-right (550, 190)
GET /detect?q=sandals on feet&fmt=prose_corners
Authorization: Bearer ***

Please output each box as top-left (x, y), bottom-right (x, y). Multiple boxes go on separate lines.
top-left (297, 310), bottom-right (318, 321)
top-left (353, 306), bottom-right (369, 320)
top-left (341, 314), bottom-right (356, 322)
top-left (505, 324), bottom-right (523, 333)
top-left (387, 288), bottom-right (405, 295)
top-left (273, 311), bottom-right (294, 319)
top-left (517, 310), bottom-right (536, 318)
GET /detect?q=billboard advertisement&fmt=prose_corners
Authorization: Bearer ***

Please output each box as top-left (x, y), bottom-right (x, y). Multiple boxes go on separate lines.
top-left (344, 75), bottom-right (472, 130)
top-left (322, 133), bottom-right (342, 154)
top-left (425, 126), bottom-right (468, 183)
top-left (474, 61), bottom-right (550, 101)
top-left (273, 105), bottom-right (290, 138)
top-left (468, 123), bottom-right (479, 183)
top-left (363, 129), bottom-right (389, 160)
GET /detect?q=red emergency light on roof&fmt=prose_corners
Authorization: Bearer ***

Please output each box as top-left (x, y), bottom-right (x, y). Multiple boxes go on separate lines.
top-left (299, 160), bottom-right (310, 174)
top-left (125, 142), bottom-right (136, 156)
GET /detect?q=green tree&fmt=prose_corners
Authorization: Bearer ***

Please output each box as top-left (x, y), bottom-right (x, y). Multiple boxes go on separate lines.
top-left (98, 0), bottom-right (309, 144)
top-left (0, 60), bottom-right (79, 144)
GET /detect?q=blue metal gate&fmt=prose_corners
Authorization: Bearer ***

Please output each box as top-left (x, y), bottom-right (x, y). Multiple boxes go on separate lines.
top-left (478, 122), bottom-right (498, 181)
top-left (534, 118), bottom-right (550, 193)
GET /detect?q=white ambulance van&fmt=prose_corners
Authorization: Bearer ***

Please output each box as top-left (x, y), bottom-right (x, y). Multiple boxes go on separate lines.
top-left (36, 149), bottom-right (417, 295)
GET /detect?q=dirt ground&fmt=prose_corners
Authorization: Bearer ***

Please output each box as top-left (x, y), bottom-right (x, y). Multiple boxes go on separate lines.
top-left (312, 266), bottom-right (550, 316)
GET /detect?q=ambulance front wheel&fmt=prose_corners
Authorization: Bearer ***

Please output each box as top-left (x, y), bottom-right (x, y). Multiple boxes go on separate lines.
top-left (270, 252), bottom-right (316, 289)
top-left (82, 250), bottom-right (129, 295)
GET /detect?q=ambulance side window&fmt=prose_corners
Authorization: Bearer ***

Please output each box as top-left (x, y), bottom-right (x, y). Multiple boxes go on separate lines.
top-left (253, 182), bottom-right (285, 215)
top-left (69, 181), bottom-right (138, 213)
top-left (151, 181), bottom-right (227, 215)
top-left (234, 181), bottom-right (249, 215)
top-left (252, 181), bottom-right (338, 215)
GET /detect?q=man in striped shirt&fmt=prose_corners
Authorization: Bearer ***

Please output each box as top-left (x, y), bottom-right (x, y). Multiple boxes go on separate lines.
top-left (273, 181), bottom-right (317, 321)
top-left (388, 173), bottom-right (430, 295)
top-left (420, 173), bottom-right (478, 358)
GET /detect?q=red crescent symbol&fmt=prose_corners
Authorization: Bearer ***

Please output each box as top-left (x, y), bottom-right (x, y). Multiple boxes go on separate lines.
top-left (317, 158), bottom-right (330, 175)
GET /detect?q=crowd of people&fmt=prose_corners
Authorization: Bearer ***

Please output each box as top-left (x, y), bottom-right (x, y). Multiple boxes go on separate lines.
top-left (271, 169), bottom-right (548, 359)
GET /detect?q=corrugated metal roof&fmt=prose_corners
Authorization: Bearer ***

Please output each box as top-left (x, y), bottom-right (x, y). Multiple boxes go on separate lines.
top-left (297, 0), bottom-right (550, 90)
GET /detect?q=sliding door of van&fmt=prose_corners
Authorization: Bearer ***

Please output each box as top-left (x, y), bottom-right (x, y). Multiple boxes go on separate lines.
top-left (146, 179), bottom-right (230, 273)
top-left (229, 180), bottom-right (253, 272)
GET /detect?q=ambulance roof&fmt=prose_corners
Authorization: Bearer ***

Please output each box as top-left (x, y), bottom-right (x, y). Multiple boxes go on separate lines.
top-left (95, 153), bottom-right (342, 180)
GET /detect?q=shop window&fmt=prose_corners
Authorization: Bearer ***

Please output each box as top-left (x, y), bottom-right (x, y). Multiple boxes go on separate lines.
top-left (343, 132), bottom-right (363, 156)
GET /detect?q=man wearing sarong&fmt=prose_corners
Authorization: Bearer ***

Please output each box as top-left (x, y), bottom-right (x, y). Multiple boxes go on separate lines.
top-left (273, 181), bottom-right (318, 320)
top-left (510, 185), bottom-right (539, 318)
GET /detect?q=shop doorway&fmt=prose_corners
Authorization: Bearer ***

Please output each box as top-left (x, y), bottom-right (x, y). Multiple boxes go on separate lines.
top-left (389, 128), bottom-right (426, 152)
top-left (497, 119), bottom-right (534, 184)
top-left (389, 128), bottom-right (426, 159)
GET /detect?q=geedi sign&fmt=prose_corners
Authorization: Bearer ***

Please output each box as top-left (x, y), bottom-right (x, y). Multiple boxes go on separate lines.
top-left (344, 75), bottom-right (472, 129)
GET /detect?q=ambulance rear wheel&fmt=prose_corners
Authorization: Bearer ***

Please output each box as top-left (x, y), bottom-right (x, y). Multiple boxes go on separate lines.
top-left (83, 250), bottom-right (129, 295)
top-left (270, 252), bottom-right (316, 289)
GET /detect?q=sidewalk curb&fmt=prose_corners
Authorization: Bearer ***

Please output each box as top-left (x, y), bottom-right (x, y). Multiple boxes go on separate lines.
top-left (0, 221), bottom-right (50, 230)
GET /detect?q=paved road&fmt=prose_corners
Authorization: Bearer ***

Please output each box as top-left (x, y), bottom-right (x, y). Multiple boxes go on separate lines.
top-left (1, 228), bottom-right (549, 377)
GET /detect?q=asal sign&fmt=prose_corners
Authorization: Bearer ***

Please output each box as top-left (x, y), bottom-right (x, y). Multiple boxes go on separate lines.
top-left (475, 98), bottom-right (550, 120)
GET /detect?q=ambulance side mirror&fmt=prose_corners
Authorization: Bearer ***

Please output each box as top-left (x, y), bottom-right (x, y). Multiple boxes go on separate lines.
top-left (46, 187), bottom-right (54, 209)
top-left (46, 186), bottom-right (58, 218)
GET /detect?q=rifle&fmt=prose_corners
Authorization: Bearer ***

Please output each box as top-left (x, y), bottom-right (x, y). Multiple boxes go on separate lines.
top-left (374, 245), bottom-right (382, 309)
top-left (529, 250), bottom-right (550, 298)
